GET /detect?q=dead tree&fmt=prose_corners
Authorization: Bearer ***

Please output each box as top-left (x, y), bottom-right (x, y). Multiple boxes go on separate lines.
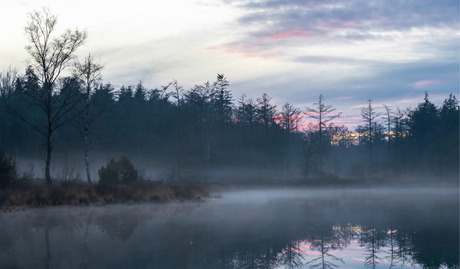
top-left (382, 104), bottom-right (392, 167)
top-left (360, 100), bottom-right (379, 169)
top-left (74, 54), bottom-right (103, 183)
top-left (22, 8), bottom-right (87, 183)
top-left (305, 95), bottom-right (341, 176)
top-left (280, 103), bottom-right (302, 177)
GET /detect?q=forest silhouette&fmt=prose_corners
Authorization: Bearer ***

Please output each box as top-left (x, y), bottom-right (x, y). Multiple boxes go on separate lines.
top-left (0, 8), bottom-right (458, 185)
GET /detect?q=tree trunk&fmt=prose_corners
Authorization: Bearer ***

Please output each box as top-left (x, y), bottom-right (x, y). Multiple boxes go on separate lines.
top-left (45, 131), bottom-right (52, 184)
top-left (84, 145), bottom-right (91, 184)
top-left (83, 100), bottom-right (92, 183)
top-left (206, 136), bottom-right (211, 170)
top-left (44, 225), bottom-right (51, 269)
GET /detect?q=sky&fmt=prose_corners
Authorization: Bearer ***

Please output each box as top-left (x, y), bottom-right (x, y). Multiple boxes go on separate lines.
top-left (1, 0), bottom-right (459, 128)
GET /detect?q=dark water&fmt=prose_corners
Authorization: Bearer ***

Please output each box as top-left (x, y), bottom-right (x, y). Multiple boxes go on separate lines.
top-left (0, 188), bottom-right (458, 269)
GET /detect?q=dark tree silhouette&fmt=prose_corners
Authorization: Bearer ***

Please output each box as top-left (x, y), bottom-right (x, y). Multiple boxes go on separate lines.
top-left (438, 94), bottom-right (459, 173)
top-left (306, 223), bottom-right (345, 269)
top-left (184, 82), bottom-right (213, 168)
top-left (391, 108), bottom-right (410, 171)
top-left (256, 93), bottom-right (276, 165)
top-left (0, 151), bottom-right (16, 188)
top-left (212, 74), bottom-right (232, 125)
top-left (305, 94), bottom-right (341, 176)
top-left (171, 80), bottom-right (185, 180)
top-left (302, 128), bottom-right (319, 179)
top-left (21, 8), bottom-right (86, 183)
top-left (235, 94), bottom-right (257, 152)
top-left (382, 104), bottom-right (392, 167)
top-left (280, 103), bottom-right (302, 176)
top-left (0, 68), bottom-right (19, 151)
top-left (408, 92), bottom-right (439, 171)
top-left (74, 54), bottom-right (103, 183)
top-left (278, 240), bottom-right (304, 269)
top-left (0, 68), bottom-right (17, 98)
top-left (360, 99), bottom-right (379, 169)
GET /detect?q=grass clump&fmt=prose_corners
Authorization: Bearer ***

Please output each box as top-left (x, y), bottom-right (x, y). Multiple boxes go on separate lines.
top-left (0, 181), bottom-right (208, 210)
top-left (98, 156), bottom-right (138, 185)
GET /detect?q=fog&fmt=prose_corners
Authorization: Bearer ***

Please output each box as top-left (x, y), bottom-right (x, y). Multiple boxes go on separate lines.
top-left (12, 151), bottom-right (459, 186)
top-left (0, 7), bottom-right (458, 269)
top-left (2, 75), bottom-right (458, 184)
top-left (1, 187), bottom-right (458, 269)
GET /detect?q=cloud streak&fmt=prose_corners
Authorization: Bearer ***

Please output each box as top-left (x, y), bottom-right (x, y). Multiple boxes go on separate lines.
top-left (410, 79), bottom-right (443, 89)
top-left (262, 29), bottom-right (316, 40)
top-left (220, 0), bottom-right (458, 62)
top-left (1, 0), bottom-right (458, 130)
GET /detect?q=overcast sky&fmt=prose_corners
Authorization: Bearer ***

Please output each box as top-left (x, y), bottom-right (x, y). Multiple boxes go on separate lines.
top-left (1, 0), bottom-right (458, 128)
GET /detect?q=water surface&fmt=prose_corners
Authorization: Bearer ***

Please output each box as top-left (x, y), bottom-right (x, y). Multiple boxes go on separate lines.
top-left (0, 188), bottom-right (458, 268)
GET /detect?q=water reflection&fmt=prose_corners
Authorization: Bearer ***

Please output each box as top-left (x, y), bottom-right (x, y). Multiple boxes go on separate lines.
top-left (0, 188), bottom-right (458, 269)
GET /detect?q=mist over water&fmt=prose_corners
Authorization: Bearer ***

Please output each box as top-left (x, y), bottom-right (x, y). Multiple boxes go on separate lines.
top-left (0, 5), bottom-right (458, 269)
top-left (0, 187), bottom-right (458, 269)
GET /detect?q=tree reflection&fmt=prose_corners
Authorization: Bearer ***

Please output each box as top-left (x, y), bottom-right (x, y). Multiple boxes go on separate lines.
top-left (359, 227), bottom-right (386, 269)
top-left (306, 236), bottom-right (344, 269)
top-left (44, 225), bottom-right (51, 269)
top-left (277, 240), bottom-right (304, 269)
top-left (95, 213), bottom-right (138, 242)
top-left (305, 212), bottom-right (348, 269)
top-left (80, 219), bottom-right (91, 269)
top-left (0, 190), bottom-right (457, 269)
top-left (385, 228), bottom-right (397, 268)
top-left (394, 227), bottom-right (415, 267)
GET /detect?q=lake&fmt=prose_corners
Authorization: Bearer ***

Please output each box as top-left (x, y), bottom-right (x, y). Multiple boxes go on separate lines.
top-left (0, 187), bottom-right (458, 269)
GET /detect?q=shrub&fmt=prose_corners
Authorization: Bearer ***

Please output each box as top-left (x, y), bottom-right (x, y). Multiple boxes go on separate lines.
top-left (98, 156), bottom-right (138, 185)
top-left (0, 151), bottom-right (17, 188)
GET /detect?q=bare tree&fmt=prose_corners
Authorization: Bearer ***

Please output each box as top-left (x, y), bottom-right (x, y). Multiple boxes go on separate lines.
top-left (280, 103), bottom-right (302, 176)
top-left (302, 130), bottom-right (318, 180)
top-left (235, 94), bottom-right (256, 127)
top-left (280, 103), bottom-right (302, 134)
top-left (382, 104), bottom-right (392, 167)
top-left (360, 100), bottom-right (379, 168)
top-left (74, 54), bottom-right (103, 183)
top-left (22, 8), bottom-right (87, 183)
top-left (0, 68), bottom-right (18, 98)
top-left (305, 95), bottom-right (341, 175)
top-left (171, 80), bottom-right (185, 180)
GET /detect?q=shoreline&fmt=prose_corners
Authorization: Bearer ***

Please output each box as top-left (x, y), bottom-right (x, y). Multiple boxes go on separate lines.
top-left (1, 176), bottom-right (457, 211)
top-left (0, 182), bottom-right (209, 211)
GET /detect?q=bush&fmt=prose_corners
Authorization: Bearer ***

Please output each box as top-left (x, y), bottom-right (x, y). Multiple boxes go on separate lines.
top-left (0, 151), bottom-right (16, 188)
top-left (98, 156), bottom-right (138, 185)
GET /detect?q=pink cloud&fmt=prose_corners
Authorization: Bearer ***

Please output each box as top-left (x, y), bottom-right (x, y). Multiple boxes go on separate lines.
top-left (263, 29), bottom-right (315, 40)
top-left (399, 97), bottom-right (420, 104)
top-left (300, 249), bottom-right (322, 255)
top-left (410, 79), bottom-right (443, 88)
top-left (343, 20), bottom-right (362, 27)
top-left (350, 103), bottom-right (370, 109)
top-left (203, 44), bottom-right (277, 60)
top-left (336, 96), bottom-right (353, 100)
top-left (317, 26), bottom-right (346, 31)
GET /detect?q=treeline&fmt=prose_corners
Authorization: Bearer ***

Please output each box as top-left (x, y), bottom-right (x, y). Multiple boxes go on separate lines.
top-left (0, 69), bottom-right (458, 182)
top-left (0, 8), bottom-right (458, 184)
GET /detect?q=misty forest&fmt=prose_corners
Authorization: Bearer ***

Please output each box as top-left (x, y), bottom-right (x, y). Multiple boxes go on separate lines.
top-left (0, 8), bottom-right (458, 269)
top-left (1, 68), bottom-right (459, 183)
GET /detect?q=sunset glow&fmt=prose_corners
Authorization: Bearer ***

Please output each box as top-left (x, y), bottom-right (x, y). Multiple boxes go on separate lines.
top-left (0, 0), bottom-right (458, 127)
